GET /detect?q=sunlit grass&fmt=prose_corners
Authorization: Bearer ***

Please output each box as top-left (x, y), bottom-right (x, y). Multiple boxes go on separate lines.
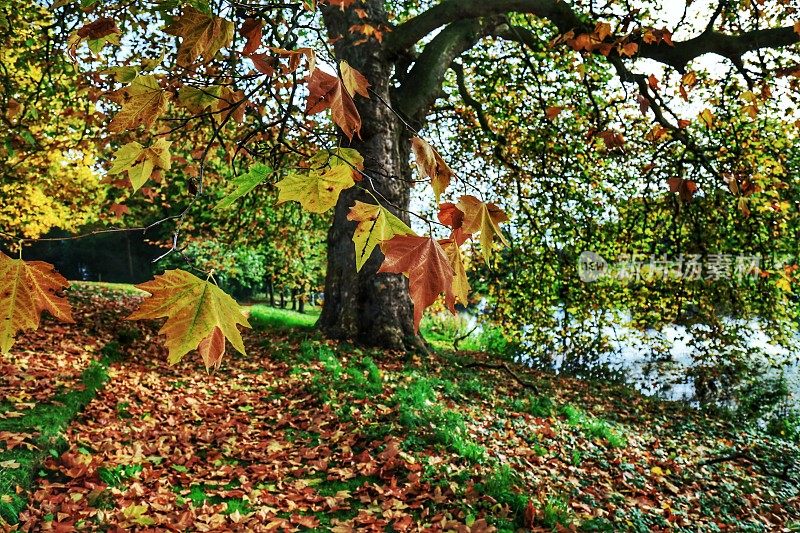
top-left (248, 305), bottom-right (320, 330)
top-left (69, 281), bottom-right (145, 295)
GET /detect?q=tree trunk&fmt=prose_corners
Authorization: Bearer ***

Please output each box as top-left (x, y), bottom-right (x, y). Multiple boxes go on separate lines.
top-left (268, 277), bottom-right (275, 307)
top-left (319, 3), bottom-right (424, 352)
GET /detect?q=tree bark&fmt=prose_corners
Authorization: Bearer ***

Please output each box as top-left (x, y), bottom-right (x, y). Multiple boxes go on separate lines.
top-left (319, 2), bottom-right (425, 352)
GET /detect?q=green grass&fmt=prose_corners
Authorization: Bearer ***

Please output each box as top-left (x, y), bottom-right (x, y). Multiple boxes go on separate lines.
top-left (248, 305), bottom-right (320, 330)
top-left (69, 281), bottom-right (145, 295)
top-left (0, 345), bottom-right (123, 524)
top-left (560, 404), bottom-right (627, 448)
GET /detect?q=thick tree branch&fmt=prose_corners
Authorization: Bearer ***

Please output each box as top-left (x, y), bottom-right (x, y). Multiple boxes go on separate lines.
top-left (385, 0), bottom-right (582, 57)
top-left (385, 0), bottom-right (800, 71)
top-left (394, 19), bottom-right (485, 122)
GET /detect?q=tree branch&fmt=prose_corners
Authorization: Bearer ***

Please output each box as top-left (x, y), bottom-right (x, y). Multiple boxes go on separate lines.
top-left (385, 0), bottom-right (800, 71)
top-left (394, 19), bottom-right (485, 122)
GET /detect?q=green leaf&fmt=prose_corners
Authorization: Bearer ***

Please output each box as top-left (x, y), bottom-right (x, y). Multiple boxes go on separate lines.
top-left (215, 164), bottom-right (272, 209)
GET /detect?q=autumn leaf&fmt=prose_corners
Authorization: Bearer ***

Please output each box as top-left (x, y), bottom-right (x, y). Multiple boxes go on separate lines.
top-left (340, 60), bottom-right (370, 98)
top-left (0, 252), bottom-right (74, 354)
top-left (128, 270), bottom-right (251, 369)
top-left (240, 18), bottom-right (263, 56)
top-left (108, 138), bottom-right (172, 192)
top-left (667, 177), bottom-right (698, 202)
top-left (106, 75), bottom-right (170, 132)
top-left (437, 202), bottom-right (464, 229)
top-left (306, 67), bottom-right (361, 140)
top-left (698, 108), bottom-right (715, 128)
top-left (411, 137), bottom-right (453, 203)
top-left (178, 85), bottom-right (223, 114)
top-left (165, 6), bottom-right (234, 67)
top-left (197, 326), bottom-right (226, 371)
top-left (216, 163), bottom-right (272, 209)
top-left (545, 106), bottom-right (563, 120)
top-left (378, 235), bottom-right (455, 332)
top-left (439, 238), bottom-right (470, 308)
top-left (456, 195), bottom-right (509, 261)
top-left (275, 148), bottom-right (362, 213)
top-left (347, 201), bottom-right (416, 271)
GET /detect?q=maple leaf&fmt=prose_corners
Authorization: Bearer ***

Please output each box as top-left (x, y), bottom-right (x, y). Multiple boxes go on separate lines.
top-left (178, 85), bottom-right (223, 114)
top-left (128, 270), bottom-right (251, 369)
top-left (339, 60), bottom-right (370, 98)
top-left (108, 138), bottom-right (171, 192)
top-left (106, 75), bottom-right (170, 132)
top-left (347, 201), bottom-right (416, 272)
top-left (0, 252), bottom-right (74, 354)
top-left (165, 6), bottom-right (234, 67)
top-left (439, 238), bottom-right (470, 308)
top-left (437, 202), bottom-right (464, 229)
top-left (411, 137), bottom-right (453, 203)
top-left (275, 148), bottom-right (362, 213)
top-left (216, 163), bottom-right (272, 209)
top-left (667, 177), bottom-right (698, 202)
top-left (698, 108), bottom-right (715, 128)
top-left (240, 18), bottom-right (263, 56)
top-left (378, 235), bottom-right (455, 332)
top-left (456, 195), bottom-right (509, 262)
top-left (306, 67), bottom-right (361, 140)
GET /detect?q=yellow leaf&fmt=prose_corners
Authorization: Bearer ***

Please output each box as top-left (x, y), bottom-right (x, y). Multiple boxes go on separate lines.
top-left (347, 201), bottom-right (415, 271)
top-left (106, 75), bottom-right (170, 133)
top-left (439, 238), bottom-right (470, 307)
top-left (165, 6), bottom-right (234, 67)
top-left (178, 85), bottom-right (223, 113)
top-left (651, 466), bottom-right (664, 476)
top-left (0, 460), bottom-right (20, 469)
top-left (109, 138), bottom-right (171, 192)
top-left (698, 108), bottom-right (714, 128)
top-left (411, 136), bottom-right (453, 203)
top-left (275, 148), bottom-right (362, 213)
top-left (0, 252), bottom-right (74, 354)
top-left (339, 60), bottom-right (370, 98)
top-left (128, 270), bottom-right (250, 368)
top-left (456, 195), bottom-right (509, 262)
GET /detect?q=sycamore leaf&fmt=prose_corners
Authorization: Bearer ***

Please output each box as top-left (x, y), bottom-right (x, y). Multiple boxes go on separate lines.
top-left (437, 202), bottom-right (464, 229)
top-left (378, 235), bottom-right (455, 332)
top-left (667, 177), bottom-right (698, 202)
top-left (339, 60), bottom-right (370, 98)
top-left (128, 270), bottom-right (250, 368)
top-left (240, 18), bottom-right (263, 56)
top-left (106, 75), bottom-right (170, 133)
top-left (178, 85), bottom-right (223, 114)
top-left (347, 201), bottom-right (416, 272)
top-left (698, 108), bottom-right (715, 128)
top-left (197, 326), bottom-right (226, 371)
top-left (276, 148), bottom-right (362, 213)
top-left (439, 238), bottom-right (470, 308)
top-left (411, 137), bottom-right (453, 203)
top-left (306, 67), bottom-right (361, 140)
top-left (457, 195), bottom-right (509, 262)
top-left (165, 6), bottom-right (234, 67)
top-left (216, 163), bottom-right (272, 209)
top-left (108, 138), bottom-right (171, 192)
top-left (0, 252), bottom-right (74, 354)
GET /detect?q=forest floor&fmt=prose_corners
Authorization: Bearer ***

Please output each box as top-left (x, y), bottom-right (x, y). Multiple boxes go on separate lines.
top-left (1, 284), bottom-right (799, 532)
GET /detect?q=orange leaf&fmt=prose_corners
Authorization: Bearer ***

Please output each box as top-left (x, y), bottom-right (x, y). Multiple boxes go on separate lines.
top-left (306, 67), bottom-right (361, 140)
top-left (240, 18), bottom-right (263, 56)
top-left (197, 326), bottom-right (226, 371)
top-left (339, 60), bottom-right (370, 98)
top-left (437, 202), bottom-right (464, 229)
top-left (378, 236), bottom-right (455, 332)
top-left (456, 195), bottom-right (509, 261)
top-left (411, 137), bottom-right (453, 202)
top-left (0, 252), bottom-right (74, 353)
top-left (165, 6), bottom-right (234, 67)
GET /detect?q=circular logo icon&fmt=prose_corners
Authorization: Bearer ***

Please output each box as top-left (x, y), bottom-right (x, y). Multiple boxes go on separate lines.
top-left (578, 251), bottom-right (607, 283)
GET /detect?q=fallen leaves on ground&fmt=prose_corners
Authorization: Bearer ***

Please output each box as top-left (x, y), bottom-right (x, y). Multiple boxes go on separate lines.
top-left (7, 286), bottom-right (800, 531)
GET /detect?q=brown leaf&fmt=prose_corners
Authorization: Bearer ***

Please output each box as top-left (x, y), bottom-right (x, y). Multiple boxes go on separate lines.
top-left (240, 18), bottom-right (263, 56)
top-left (378, 235), bottom-right (455, 332)
top-left (306, 67), bottom-right (361, 140)
top-left (165, 6), bottom-right (234, 67)
top-left (410, 136), bottom-right (453, 202)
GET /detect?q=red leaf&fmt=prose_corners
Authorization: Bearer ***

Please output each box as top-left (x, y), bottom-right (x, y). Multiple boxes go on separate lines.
top-left (378, 235), bottom-right (455, 332)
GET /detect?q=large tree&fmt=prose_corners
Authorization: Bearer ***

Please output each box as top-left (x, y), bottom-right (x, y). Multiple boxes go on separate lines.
top-left (5, 0), bottom-right (800, 356)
